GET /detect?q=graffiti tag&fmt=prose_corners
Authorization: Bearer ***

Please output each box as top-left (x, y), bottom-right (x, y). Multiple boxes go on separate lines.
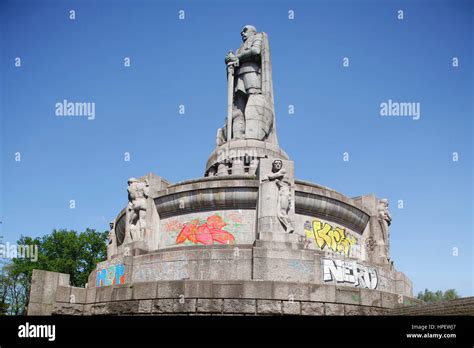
top-left (305, 220), bottom-right (356, 256)
top-left (322, 259), bottom-right (378, 289)
top-left (164, 219), bottom-right (184, 233)
top-left (96, 264), bottom-right (125, 287)
top-left (176, 214), bottom-right (235, 245)
top-left (288, 259), bottom-right (312, 274)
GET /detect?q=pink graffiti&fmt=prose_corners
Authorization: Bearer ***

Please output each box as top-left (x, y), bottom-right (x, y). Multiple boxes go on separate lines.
top-left (165, 219), bottom-right (184, 232)
top-left (227, 213), bottom-right (242, 223)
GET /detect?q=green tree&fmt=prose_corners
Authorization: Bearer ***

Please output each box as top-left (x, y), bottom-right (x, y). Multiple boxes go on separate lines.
top-left (443, 289), bottom-right (460, 301)
top-left (0, 262), bottom-right (29, 315)
top-left (1, 228), bottom-right (107, 315)
top-left (0, 261), bottom-right (12, 315)
top-left (417, 288), bottom-right (460, 304)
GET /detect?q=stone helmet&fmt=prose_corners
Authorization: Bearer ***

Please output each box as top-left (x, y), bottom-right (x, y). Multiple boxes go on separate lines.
top-left (242, 25), bottom-right (257, 33)
top-left (127, 177), bottom-right (139, 185)
top-left (241, 25), bottom-right (257, 40)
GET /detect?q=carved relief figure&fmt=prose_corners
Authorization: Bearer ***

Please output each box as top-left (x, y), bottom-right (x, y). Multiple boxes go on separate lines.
top-left (108, 221), bottom-right (115, 245)
top-left (377, 198), bottom-right (391, 259)
top-left (126, 178), bottom-right (150, 241)
top-left (107, 221), bottom-right (116, 260)
top-left (262, 159), bottom-right (294, 233)
top-left (365, 236), bottom-right (376, 255)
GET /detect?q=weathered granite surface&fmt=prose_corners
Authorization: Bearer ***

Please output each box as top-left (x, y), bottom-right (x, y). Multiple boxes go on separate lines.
top-left (41, 278), bottom-right (421, 316)
top-left (28, 25), bottom-right (416, 316)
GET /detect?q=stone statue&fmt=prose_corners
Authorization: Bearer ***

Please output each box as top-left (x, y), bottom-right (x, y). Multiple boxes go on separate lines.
top-left (262, 159), bottom-right (294, 233)
top-left (217, 25), bottom-right (277, 145)
top-left (108, 222), bottom-right (114, 245)
top-left (107, 221), bottom-right (116, 260)
top-left (126, 177), bottom-right (150, 241)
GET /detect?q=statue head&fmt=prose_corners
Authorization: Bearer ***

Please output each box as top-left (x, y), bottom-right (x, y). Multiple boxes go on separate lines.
top-left (241, 25), bottom-right (257, 42)
top-left (379, 198), bottom-right (389, 208)
top-left (109, 221), bottom-right (114, 229)
top-left (128, 177), bottom-right (138, 185)
top-left (272, 159), bottom-right (283, 172)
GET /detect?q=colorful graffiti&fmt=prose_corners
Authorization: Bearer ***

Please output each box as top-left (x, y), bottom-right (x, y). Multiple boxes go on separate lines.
top-left (164, 219), bottom-right (184, 233)
top-left (322, 258), bottom-right (378, 289)
top-left (304, 220), bottom-right (356, 256)
top-left (96, 264), bottom-right (125, 287)
top-left (227, 212), bottom-right (242, 223)
top-left (176, 215), bottom-right (235, 245)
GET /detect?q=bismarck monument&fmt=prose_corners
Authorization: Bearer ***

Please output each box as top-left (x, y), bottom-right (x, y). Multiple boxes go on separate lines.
top-left (28, 26), bottom-right (419, 316)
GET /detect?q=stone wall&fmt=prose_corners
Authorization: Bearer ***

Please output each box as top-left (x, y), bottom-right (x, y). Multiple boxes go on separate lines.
top-left (91, 243), bottom-right (412, 297)
top-left (49, 279), bottom-right (420, 316)
top-left (27, 270), bottom-right (70, 315)
top-left (53, 298), bottom-right (391, 316)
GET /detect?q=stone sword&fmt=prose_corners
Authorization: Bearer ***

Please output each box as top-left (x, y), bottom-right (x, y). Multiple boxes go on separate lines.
top-left (226, 55), bottom-right (238, 142)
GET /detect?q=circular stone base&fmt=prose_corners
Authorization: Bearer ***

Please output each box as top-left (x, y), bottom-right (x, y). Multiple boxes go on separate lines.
top-left (205, 139), bottom-right (289, 176)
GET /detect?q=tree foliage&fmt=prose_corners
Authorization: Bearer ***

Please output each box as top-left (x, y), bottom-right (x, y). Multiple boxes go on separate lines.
top-left (0, 228), bottom-right (107, 315)
top-left (416, 288), bottom-right (460, 304)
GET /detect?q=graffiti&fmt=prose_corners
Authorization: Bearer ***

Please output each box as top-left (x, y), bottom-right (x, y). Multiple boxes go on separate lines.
top-left (304, 220), bottom-right (356, 256)
top-left (96, 264), bottom-right (125, 287)
top-left (176, 214), bottom-right (235, 245)
top-left (322, 259), bottom-right (378, 289)
top-left (164, 219), bottom-right (184, 233)
top-left (288, 259), bottom-right (312, 273)
top-left (227, 212), bottom-right (242, 223)
top-left (132, 261), bottom-right (189, 282)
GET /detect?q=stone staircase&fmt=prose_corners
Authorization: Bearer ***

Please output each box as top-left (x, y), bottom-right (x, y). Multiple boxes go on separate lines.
top-left (389, 297), bottom-right (474, 315)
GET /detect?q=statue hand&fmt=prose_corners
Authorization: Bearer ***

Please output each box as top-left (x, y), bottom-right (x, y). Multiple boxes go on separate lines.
top-left (225, 52), bottom-right (238, 64)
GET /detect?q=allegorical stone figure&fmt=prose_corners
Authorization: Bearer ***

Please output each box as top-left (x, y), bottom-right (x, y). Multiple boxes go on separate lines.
top-left (377, 198), bottom-right (392, 259)
top-left (217, 25), bottom-right (277, 145)
top-left (262, 159), bottom-right (294, 233)
top-left (126, 178), bottom-right (150, 241)
top-left (108, 221), bottom-right (114, 245)
top-left (107, 221), bottom-right (116, 260)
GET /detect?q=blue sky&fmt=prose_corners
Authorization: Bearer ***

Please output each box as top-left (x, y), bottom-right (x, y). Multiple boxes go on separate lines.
top-left (1, 0), bottom-right (472, 296)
